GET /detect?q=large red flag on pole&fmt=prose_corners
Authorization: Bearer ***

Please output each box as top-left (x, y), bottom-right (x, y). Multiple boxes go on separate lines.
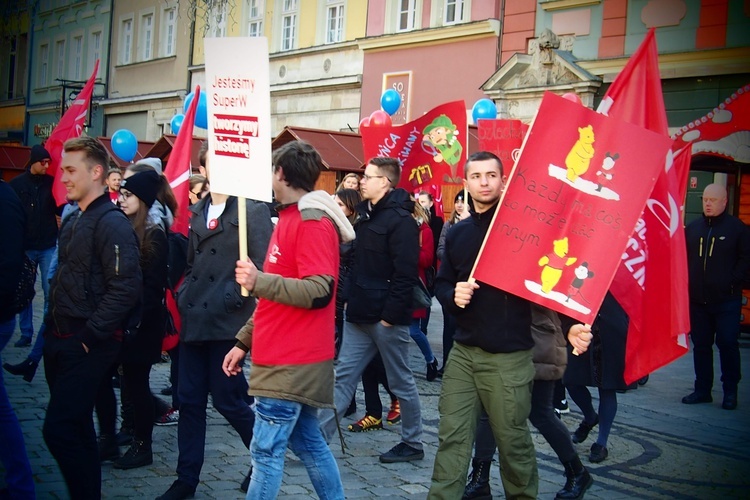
top-left (164, 86), bottom-right (200, 237)
top-left (597, 29), bottom-right (689, 383)
top-left (46, 59), bottom-right (99, 206)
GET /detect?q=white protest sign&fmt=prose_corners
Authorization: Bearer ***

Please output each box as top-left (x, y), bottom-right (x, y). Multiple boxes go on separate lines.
top-left (204, 37), bottom-right (272, 202)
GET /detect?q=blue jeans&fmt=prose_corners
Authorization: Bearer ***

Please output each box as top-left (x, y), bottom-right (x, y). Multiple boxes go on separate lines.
top-left (247, 397), bottom-right (343, 500)
top-left (18, 246), bottom-right (55, 341)
top-left (0, 318), bottom-right (36, 498)
top-left (409, 318), bottom-right (435, 364)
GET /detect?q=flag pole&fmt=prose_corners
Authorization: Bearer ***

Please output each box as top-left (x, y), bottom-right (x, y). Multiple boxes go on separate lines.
top-left (238, 197), bottom-right (249, 297)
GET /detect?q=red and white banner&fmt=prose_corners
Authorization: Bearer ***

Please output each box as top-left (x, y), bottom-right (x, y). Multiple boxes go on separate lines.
top-left (598, 28), bottom-right (690, 383)
top-left (477, 119), bottom-right (529, 170)
top-left (46, 60), bottom-right (99, 206)
top-left (472, 92), bottom-right (673, 324)
top-left (361, 100), bottom-right (468, 217)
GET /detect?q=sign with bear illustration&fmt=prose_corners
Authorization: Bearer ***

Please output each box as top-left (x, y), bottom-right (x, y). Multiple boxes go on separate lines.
top-left (472, 92), bottom-right (674, 324)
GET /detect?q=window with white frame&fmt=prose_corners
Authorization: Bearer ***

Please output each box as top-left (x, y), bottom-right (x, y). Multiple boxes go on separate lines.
top-left (89, 30), bottom-right (102, 72)
top-left (38, 43), bottom-right (49, 87)
top-left (247, 0), bottom-right (263, 37)
top-left (54, 39), bottom-right (65, 81)
top-left (141, 13), bottom-right (154, 60)
top-left (281, 0), bottom-right (298, 51)
top-left (209, 1), bottom-right (227, 37)
top-left (121, 18), bottom-right (133, 64)
top-left (70, 34), bottom-right (83, 79)
top-left (398, 0), bottom-right (417, 31)
top-left (444, 0), bottom-right (465, 24)
top-left (326, 0), bottom-right (344, 44)
top-left (162, 7), bottom-right (177, 56)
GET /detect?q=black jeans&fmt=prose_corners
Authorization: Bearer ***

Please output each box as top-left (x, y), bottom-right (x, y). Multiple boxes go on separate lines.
top-left (176, 340), bottom-right (254, 488)
top-left (122, 362), bottom-right (156, 443)
top-left (43, 334), bottom-right (121, 500)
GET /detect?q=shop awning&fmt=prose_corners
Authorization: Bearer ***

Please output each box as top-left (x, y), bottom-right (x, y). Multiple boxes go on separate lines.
top-left (272, 126), bottom-right (365, 172)
top-left (0, 144), bottom-right (31, 181)
top-left (673, 84), bottom-right (750, 163)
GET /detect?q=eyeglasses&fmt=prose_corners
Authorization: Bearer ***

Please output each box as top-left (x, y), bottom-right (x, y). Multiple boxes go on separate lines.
top-left (362, 174), bottom-right (388, 182)
top-left (191, 189), bottom-right (205, 199)
top-left (118, 190), bottom-right (134, 200)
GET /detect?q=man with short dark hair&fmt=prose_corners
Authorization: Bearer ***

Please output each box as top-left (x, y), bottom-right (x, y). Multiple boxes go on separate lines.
top-left (682, 183), bottom-right (750, 410)
top-left (320, 156), bottom-right (425, 463)
top-left (8, 144), bottom-right (57, 349)
top-left (43, 136), bottom-right (143, 499)
top-left (429, 151), bottom-right (538, 499)
top-left (224, 140), bottom-right (353, 498)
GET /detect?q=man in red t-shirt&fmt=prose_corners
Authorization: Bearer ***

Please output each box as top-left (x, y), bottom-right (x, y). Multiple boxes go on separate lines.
top-left (105, 168), bottom-right (122, 204)
top-left (223, 141), bottom-right (354, 499)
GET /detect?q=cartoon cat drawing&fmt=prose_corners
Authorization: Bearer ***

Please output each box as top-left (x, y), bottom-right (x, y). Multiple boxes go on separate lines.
top-left (538, 237), bottom-right (577, 294)
top-left (565, 125), bottom-right (595, 183)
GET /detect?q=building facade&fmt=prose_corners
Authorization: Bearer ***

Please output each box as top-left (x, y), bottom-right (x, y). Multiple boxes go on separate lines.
top-left (26, 0), bottom-right (111, 146)
top-left (0, 1), bottom-right (29, 145)
top-left (99, 0), bottom-right (193, 141)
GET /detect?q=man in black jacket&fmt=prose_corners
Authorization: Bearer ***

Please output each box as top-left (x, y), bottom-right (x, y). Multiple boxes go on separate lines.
top-left (9, 144), bottom-right (57, 348)
top-left (429, 151), bottom-right (538, 499)
top-left (320, 157), bottom-right (424, 463)
top-left (43, 137), bottom-right (142, 500)
top-left (682, 183), bottom-right (750, 410)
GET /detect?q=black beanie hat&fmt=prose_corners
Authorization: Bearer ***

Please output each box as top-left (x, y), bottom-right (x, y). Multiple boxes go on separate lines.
top-left (121, 170), bottom-right (160, 208)
top-left (27, 144), bottom-right (51, 168)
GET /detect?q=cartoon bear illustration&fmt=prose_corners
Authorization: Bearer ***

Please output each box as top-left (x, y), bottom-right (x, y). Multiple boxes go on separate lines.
top-left (566, 262), bottom-right (594, 302)
top-left (596, 152), bottom-right (619, 192)
top-left (538, 237), bottom-right (577, 294)
top-left (565, 125), bottom-right (595, 183)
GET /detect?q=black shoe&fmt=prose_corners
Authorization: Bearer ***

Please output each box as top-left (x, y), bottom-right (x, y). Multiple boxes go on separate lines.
top-left (343, 399), bottom-right (357, 418)
top-left (571, 416), bottom-right (598, 444)
top-left (462, 458), bottom-right (492, 500)
top-left (638, 374), bottom-right (649, 386)
top-left (436, 367), bottom-right (444, 379)
top-left (379, 442), bottom-right (424, 463)
top-left (556, 457), bottom-right (593, 499)
top-left (156, 480), bottom-right (196, 500)
top-left (682, 392), bottom-right (712, 404)
top-left (589, 443), bottom-right (608, 463)
top-left (113, 440), bottom-right (152, 469)
top-left (3, 359), bottom-right (38, 382)
top-left (722, 392), bottom-right (738, 410)
top-left (426, 359), bottom-right (439, 382)
top-left (161, 385), bottom-right (173, 396)
top-left (240, 465), bottom-right (253, 492)
top-left (116, 427), bottom-right (134, 446)
top-left (13, 337), bottom-right (31, 348)
top-left (98, 434), bottom-right (120, 462)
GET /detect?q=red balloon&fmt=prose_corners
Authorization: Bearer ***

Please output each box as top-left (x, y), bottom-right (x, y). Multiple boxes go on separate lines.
top-left (369, 109), bottom-right (392, 127)
top-left (359, 116), bottom-right (370, 128)
top-left (561, 92), bottom-right (581, 104)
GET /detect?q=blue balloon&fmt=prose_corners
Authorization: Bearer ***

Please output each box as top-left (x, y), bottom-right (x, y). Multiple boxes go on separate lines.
top-left (184, 91), bottom-right (208, 129)
top-left (471, 98), bottom-right (497, 125)
top-left (381, 89), bottom-right (402, 116)
top-left (171, 114), bottom-right (185, 135)
top-left (111, 129), bottom-right (138, 163)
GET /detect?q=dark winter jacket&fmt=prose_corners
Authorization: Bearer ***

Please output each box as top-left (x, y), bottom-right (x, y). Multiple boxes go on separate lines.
top-left (9, 170), bottom-right (58, 250)
top-left (177, 195), bottom-right (272, 343)
top-left (48, 194), bottom-right (143, 348)
top-left (121, 225), bottom-right (168, 365)
top-left (530, 304), bottom-right (566, 381)
top-left (345, 188), bottom-right (419, 326)
top-left (561, 292), bottom-right (628, 391)
top-left (0, 181), bottom-right (25, 322)
top-left (685, 210), bottom-right (750, 305)
top-left (435, 202), bottom-right (534, 354)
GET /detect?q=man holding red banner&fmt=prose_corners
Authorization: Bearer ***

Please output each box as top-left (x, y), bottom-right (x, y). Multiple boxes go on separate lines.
top-left (429, 152), bottom-right (538, 499)
top-left (682, 183), bottom-right (750, 410)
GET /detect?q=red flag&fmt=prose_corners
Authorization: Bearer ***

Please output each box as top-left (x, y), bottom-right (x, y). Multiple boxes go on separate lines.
top-left (598, 29), bottom-right (689, 383)
top-left (164, 86), bottom-right (200, 237)
top-left (46, 60), bottom-right (99, 205)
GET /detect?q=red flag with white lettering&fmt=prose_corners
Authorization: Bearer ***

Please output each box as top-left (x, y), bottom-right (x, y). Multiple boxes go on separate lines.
top-left (164, 86), bottom-right (200, 237)
top-left (46, 60), bottom-right (99, 206)
top-left (597, 29), bottom-right (689, 383)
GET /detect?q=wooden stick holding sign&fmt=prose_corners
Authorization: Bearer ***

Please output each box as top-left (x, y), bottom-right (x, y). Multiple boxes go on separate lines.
top-left (238, 197), bottom-right (249, 297)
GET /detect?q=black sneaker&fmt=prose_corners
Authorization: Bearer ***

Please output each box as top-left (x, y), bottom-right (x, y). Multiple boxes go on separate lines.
top-left (589, 443), bottom-right (608, 463)
top-left (156, 480), bottom-right (196, 500)
top-left (113, 440), bottom-right (152, 470)
top-left (240, 465), bottom-right (253, 492)
top-left (379, 442), bottom-right (424, 463)
top-left (426, 359), bottom-right (439, 382)
top-left (682, 392), bottom-right (712, 405)
top-left (571, 416), bottom-right (599, 444)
